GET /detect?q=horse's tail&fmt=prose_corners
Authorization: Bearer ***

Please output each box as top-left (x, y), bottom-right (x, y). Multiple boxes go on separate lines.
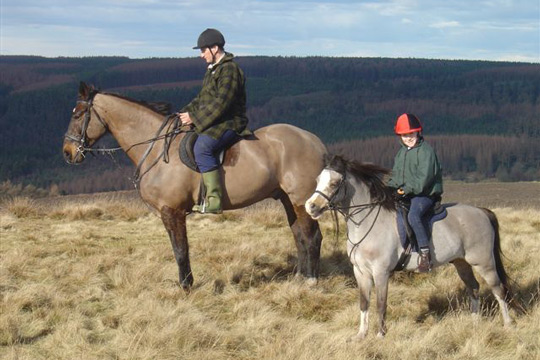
top-left (480, 208), bottom-right (525, 314)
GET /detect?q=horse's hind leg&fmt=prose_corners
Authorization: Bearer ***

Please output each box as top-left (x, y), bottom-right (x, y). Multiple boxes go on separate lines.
top-left (452, 259), bottom-right (480, 314)
top-left (472, 263), bottom-right (512, 326)
top-left (161, 206), bottom-right (193, 291)
top-left (280, 194), bottom-right (322, 282)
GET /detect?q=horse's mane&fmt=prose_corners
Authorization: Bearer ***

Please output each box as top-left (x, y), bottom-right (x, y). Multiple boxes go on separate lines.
top-left (101, 91), bottom-right (172, 116)
top-left (325, 154), bottom-right (395, 211)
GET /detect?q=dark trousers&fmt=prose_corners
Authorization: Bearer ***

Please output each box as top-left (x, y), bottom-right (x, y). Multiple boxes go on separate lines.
top-left (193, 130), bottom-right (240, 173)
top-left (407, 196), bottom-right (434, 249)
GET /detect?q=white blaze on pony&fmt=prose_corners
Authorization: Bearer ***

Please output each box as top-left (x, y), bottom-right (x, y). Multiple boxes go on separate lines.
top-left (306, 155), bottom-right (518, 340)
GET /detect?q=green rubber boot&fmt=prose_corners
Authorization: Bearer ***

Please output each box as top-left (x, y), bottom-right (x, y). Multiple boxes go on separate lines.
top-left (192, 169), bottom-right (223, 214)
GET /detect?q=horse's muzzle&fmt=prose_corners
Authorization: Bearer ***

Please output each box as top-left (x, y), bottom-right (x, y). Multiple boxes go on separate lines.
top-left (62, 141), bottom-right (84, 164)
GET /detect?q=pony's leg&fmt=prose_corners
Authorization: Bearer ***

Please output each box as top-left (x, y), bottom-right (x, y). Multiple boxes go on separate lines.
top-left (161, 206), bottom-right (193, 291)
top-left (280, 194), bottom-right (322, 282)
top-left (351, 266), bottom-right (373, 341)
top-left (472, 264), bottom-right (512, 326)
top-left (373, 271), bottom-right (390, 337)
top-left (452, 259), bottom-right (480, 314)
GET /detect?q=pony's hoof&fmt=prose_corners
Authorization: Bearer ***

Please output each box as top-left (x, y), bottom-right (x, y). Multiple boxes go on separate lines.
top-left (376, 331), bottom-right (386, 339)
top-left (305, 277), bottom-right (318, 287)
top-left (503, 320), bottom-right (514, 329)
top-left (347, 334), bottom-right (366, 343)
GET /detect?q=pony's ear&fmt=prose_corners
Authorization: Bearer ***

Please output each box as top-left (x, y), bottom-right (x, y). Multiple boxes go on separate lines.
top-left (324, 153), bottom-right (338, 167)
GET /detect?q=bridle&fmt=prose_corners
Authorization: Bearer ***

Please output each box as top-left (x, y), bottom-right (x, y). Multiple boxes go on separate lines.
top-left (314, 168), bottom-right (385, 262)
top-left (63, 92), bottom-right (114, 161)
top-left (313, 172), bottom-right (345, 208)
top-left (63, 91), bottom-right (187, 187)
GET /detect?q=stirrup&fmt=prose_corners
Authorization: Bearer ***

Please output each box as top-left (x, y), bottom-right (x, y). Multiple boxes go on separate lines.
top-left (192, 201), bottom-right (222, 214)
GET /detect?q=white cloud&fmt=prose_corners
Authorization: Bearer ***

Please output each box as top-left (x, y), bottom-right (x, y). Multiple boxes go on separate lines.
top-left (430, 21), bottom-right (461, 29)
top-left (0, 0), bottom-right (538, 62)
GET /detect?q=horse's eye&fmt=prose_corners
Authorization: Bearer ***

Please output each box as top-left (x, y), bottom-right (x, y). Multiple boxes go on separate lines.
top-left (72, 107), bottom-right (77, 113)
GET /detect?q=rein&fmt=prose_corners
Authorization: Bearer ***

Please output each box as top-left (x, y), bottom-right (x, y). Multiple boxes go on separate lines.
top-left (64, 93), bottom-right (188, 188)
top-left (318, 170), bottom-right (384, 262)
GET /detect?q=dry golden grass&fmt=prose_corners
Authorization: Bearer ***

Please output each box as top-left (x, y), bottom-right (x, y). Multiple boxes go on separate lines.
top-left (1, 184), bottom-right (539, 360)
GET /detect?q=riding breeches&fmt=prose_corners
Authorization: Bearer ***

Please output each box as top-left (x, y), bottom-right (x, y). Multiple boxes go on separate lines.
top-left (407, 196), bottom-right (435, 249)
top-left (193, 129), bottom-right (240, 173)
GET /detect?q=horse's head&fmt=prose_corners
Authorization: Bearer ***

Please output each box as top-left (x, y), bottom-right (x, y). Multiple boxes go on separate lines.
top-left (63, 82), bottom-right (108, 164)
top-left (305, 155), bottom-right (346, 219)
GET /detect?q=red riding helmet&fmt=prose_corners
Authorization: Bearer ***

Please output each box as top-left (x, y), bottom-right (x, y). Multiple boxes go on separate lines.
top-left (394, 113), bottom-right (422, 135)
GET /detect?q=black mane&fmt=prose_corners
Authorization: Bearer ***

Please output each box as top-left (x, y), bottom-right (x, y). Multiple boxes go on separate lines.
top-left (325, 154), bottom-right (395, 211)
top-left (102, 91), bottom-right (172, 116)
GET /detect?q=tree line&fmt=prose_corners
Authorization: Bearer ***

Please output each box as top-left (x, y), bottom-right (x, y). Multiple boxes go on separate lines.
top-left (0, 55), bottom-right (539, 194)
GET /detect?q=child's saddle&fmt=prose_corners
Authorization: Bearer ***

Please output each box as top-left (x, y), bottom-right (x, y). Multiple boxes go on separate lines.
top-left (393, 200), bottom-right (448, 271)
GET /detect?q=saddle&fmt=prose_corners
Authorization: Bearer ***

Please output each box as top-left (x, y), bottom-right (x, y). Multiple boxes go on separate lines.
top-left (393, 199), bottom-right (447, 271)
top-left (179, 131), bottom-right (226, 173)
top-left (179, 130), bottom-right (245, 208)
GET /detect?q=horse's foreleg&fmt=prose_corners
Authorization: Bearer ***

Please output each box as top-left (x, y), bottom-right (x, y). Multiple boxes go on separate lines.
top-left (373, 272), bottom-right (390, 337)
top-left (452, 259), bottom-right (480, 314)
top-left (281, 195), bottom-right (322, 282)
top-left (161, 206), bottom-right (193, 291)
top-left (351, 267), bottom-right (373, 341)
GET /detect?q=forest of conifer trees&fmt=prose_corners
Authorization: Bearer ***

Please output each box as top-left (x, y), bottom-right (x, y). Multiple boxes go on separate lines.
top-left (0, 55), bottom-right (538, 195)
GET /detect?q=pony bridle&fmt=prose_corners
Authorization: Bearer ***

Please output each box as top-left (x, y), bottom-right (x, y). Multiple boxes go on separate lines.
top-left (314, 170), bottom-right (345, 210)
top-left (64, 94), bottom-right (108, 159)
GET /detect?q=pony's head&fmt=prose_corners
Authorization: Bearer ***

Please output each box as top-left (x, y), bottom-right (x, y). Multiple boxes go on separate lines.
top-left (305, 154), bottom-right (394, 219)
top-left (305, 155), bottom-right (347, 219)
top-left (63, 82), bottom-right (108, 164)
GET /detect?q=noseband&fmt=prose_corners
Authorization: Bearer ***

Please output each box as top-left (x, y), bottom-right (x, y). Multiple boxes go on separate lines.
top-left (64, 93), bottom-right (108, 159)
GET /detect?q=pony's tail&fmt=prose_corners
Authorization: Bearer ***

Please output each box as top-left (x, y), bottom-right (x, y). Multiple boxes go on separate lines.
top-left (481, 208), bottom-right (526, 315)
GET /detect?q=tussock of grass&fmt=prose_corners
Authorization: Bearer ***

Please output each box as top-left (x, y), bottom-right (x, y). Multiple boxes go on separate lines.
top-left (3, 197), bottom-right (40, 218)
top-left (1, 193), bottom-right (539, 359)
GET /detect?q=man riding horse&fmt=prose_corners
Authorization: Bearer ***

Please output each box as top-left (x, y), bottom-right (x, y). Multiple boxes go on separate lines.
top-left (178, 28), bottom-right (252, 214)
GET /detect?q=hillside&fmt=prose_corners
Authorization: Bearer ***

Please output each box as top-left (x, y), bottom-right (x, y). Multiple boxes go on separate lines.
top-left (1, 190), bottom-right (539, 359)
top-left (0, 55), bottom-right (539, 193)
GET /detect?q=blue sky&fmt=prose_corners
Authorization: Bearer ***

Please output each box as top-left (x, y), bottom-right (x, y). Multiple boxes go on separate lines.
top-left (1, 0), bottom-right (539, 62)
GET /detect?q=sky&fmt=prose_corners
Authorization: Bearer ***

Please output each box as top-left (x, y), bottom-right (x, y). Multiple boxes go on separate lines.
top-left (1, 0), bottom-right (539, 63)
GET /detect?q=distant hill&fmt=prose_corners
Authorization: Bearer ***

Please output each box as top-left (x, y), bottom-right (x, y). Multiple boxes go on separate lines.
top-left (1, 55), bottom-right (539, 194)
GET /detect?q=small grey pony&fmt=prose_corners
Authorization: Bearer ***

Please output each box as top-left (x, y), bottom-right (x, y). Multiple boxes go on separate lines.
top-left (305, 155), bottom-right (518, 340)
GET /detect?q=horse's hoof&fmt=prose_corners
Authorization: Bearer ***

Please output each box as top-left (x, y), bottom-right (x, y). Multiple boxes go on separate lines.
top-left (347, 334), bottom-right (366, 343)
top-left (180, 278), bottom-right (193, 293)
top-left (305, 277), bottom-right (318, 287)
top-left (376, 331), bottom-right (386, 339)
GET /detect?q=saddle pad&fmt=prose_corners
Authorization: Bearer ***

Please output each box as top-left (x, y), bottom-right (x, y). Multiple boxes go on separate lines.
top-left (397, 205), bottom-right (448, 252)
top-left (179, 131), bottom-right (225, 173)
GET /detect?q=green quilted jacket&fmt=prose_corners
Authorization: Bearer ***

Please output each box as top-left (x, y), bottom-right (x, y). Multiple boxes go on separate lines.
top-left (387, 138), bottom-right (443, 197)
top-left (181, 53), bottom-right (252, 139)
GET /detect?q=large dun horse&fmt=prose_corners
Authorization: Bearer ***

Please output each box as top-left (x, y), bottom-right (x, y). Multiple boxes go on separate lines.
top-left (63, 82), bottom-right (326, 290)
top-left (305, 155), bottom-right (517, 340)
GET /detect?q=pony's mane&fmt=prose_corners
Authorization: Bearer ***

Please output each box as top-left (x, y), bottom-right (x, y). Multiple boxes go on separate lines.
top-left (325, 154), bottom-right (395, 211)
top-left (101, 91), bottom-right (172, 116)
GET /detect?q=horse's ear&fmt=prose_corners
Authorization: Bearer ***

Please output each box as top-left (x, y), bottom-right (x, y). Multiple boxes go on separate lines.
top-left (78, 81), bottom-right (89, 99)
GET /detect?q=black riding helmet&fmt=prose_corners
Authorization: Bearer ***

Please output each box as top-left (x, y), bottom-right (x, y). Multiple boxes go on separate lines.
top-left (193, 28), bottom-right (225, 49)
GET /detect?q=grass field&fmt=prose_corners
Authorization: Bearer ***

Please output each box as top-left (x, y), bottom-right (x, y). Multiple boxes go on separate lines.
top-left (1, 182), bottom-right (539, 359)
